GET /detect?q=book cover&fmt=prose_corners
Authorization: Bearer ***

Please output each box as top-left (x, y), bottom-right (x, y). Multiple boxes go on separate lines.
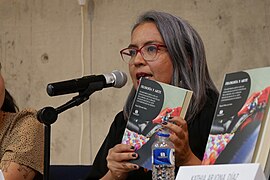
top-left (202, 66), bottom-right (270, 174)
top-left (122, 77), bottom-right (193, 170)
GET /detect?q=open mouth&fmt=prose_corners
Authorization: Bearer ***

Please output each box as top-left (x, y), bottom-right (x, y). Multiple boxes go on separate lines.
top-left (136, 72), bottom-right (153, 80)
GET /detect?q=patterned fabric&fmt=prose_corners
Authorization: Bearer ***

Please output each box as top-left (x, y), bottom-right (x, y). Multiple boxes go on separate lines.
top-left (0, 108), bottom-right (44, 174)
top-left (122, 129), bottom-right (150, 150)
top-left (202, 133), bottom-right (234, 164)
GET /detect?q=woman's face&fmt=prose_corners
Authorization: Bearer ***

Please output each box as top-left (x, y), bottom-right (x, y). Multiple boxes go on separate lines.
top-left (0, 64), bottom-right (5, 109)
top-left (129, 22), bottom-right (173, 89)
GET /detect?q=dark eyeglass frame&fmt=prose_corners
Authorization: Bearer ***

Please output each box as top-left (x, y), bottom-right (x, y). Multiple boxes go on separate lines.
top-left (120, 44), bottom-right (167, 63)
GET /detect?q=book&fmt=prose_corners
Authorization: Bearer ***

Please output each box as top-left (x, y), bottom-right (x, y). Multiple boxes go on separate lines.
top-left (121, 77), bottom-right (193, 170)
top-left (0, 170), bottom-right (3, 180)
top-left (202, 66), bottom-right (270, 177)
top-left (264, 149), bottom-right (270, 179)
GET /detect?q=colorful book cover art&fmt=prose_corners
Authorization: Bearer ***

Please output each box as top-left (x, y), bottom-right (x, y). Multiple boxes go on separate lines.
top-left (122, 77), bottom-right (192, 170)
top-left (202, 67), bottom-right (270, 165)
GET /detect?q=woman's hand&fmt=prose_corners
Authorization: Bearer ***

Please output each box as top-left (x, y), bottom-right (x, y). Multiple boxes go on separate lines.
top-left (162, 116), bottom-right (201, 166)
top-left (102, 144), bottom-right (139, 180)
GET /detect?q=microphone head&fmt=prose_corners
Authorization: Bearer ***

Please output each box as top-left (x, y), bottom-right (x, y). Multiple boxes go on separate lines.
top-left (111, 70), bottom-right (127, 88)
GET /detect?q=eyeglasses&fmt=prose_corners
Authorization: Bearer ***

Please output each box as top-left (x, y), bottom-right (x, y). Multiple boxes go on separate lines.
top-left (120, 44), bottom-right (167, 63)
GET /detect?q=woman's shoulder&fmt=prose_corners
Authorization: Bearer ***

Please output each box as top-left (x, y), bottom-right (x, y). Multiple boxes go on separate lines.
top-left (112, 111), bottom-right (126, 128)
top-left (14, 108), bottom-right (37, 118)
top-left (1, 108), bottom-right (44, 175)
top-left (6, 108), bottom-right (42, 129)
top-left (108, 111), bottom-right (127, 137)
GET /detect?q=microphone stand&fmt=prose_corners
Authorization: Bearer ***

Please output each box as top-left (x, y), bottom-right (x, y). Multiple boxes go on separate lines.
top-left (37, 82), bottom-right (104, 180)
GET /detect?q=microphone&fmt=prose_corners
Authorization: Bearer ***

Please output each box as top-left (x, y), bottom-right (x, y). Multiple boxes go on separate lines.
top-left (47, 70), bottom-right (127, 96)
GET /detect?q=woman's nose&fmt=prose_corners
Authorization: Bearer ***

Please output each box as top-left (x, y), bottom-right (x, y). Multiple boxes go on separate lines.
top-left (131, 52), bottom-right (147, 66)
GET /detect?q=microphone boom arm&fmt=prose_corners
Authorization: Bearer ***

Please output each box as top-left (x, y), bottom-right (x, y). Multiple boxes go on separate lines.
top-left (37, 81), bottom-right (104, 125)
top-left (37, 81), bottom-right (104, 180)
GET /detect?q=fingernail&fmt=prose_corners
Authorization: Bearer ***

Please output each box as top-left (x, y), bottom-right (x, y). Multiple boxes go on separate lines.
top-left (162, 121), bottom-right (168, 125)
top-left (132, 153), bottom-right (137, 157)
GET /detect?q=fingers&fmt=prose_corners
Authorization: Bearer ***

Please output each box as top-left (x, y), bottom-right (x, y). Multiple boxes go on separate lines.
top-left (168, 116), bottom-right (187, 130)
top-left (109, 161), bottom-right (139, 172)
top-left (161, 116), bottom-right (192, 166)
top-left (109, 162), bottom-right (139, 180)
top-left (162, 116), bottom-right (187, 134)
top-left (161, 116), bottom-right (188, 145)
top-left (113, 144), bottom-right (137, 153)
top-left (106, 143), bottom-right (139, 178)
top-left (121, 162), bottom-right (139, 170)
top-left (107, 144), bottom-right (138, 162)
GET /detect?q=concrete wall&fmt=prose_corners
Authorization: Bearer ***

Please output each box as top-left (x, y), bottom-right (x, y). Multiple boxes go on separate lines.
top-left (0, 0), bottom-right (269, 165)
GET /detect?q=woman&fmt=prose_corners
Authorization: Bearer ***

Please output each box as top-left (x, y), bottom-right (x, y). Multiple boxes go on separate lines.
top-left (0, 63), bottom-right (44, 180)
top-left (87, 11), bottom-right (219, 179)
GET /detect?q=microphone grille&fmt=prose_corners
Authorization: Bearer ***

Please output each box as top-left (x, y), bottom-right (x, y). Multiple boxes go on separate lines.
top-left (112, 70), bottom-right (127, 88)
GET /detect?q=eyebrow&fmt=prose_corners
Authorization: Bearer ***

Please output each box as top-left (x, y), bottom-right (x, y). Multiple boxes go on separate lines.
top-left (128, 41), bottom-right (163, 48)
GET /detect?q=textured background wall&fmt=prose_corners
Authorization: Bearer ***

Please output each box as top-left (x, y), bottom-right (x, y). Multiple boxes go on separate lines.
top-left (0, 0), bottom-right (269, 165)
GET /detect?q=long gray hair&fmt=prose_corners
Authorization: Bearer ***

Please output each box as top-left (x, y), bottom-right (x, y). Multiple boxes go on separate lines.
top-left (123, 11), bottom-right (218, 122)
